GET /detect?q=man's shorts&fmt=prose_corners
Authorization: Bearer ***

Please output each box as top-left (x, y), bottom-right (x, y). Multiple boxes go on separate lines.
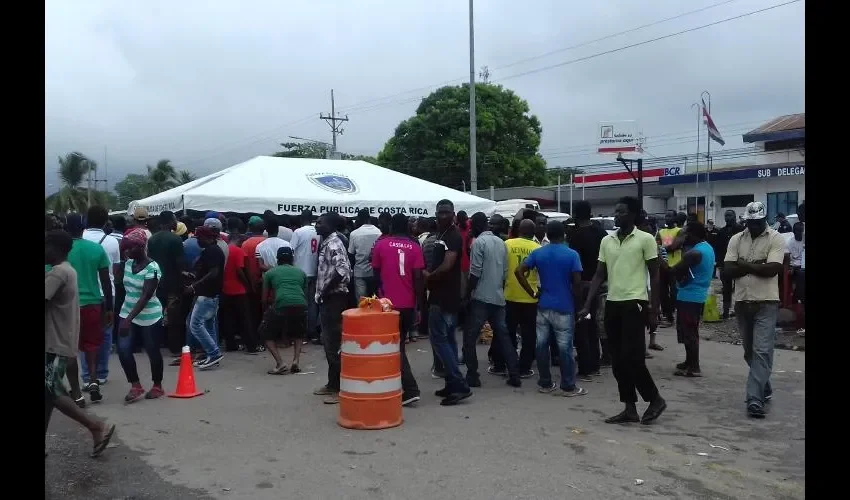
top-left (79, 304), bottom-right (104, 353)
top-left (258, 306), bottom-right (307, 342)
top-left (675, 300), bottom-right (704, 345)
top-left (45, 353), bottom-right (68, 401)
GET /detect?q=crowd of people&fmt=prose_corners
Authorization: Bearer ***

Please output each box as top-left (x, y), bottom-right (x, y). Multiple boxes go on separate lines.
top-left (45, 195), bottom-right (806, 455)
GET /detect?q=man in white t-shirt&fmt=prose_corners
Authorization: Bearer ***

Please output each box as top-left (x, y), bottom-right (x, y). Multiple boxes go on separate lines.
top-left (256, 217), bottom-right (291, 272)
top-left (290, 210), bottom-right (321, 341)
top-left (80, 206), bottom-right (121, 385)
top-left (348, 209), bottom-right (382, 300)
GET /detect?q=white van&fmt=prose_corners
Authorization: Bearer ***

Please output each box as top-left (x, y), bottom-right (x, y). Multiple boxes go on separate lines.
top-left (494, 199), bottom-right (540, 219)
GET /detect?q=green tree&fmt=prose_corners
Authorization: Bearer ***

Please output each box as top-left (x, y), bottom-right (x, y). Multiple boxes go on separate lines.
top-left (48, 152), bottom-right (97, 214)
top-left (177, 169), bottom-right (197, 185)
top-left (271, 142), bottom-right (378, 164)
top-left (377, 83), bottom-right (548, 189)
top-left (146, 159), bottom-right (178, 193)
top-left (273, 141), bottom-right (329, 159)
top-left (114, 173), bottom-right (151, 208)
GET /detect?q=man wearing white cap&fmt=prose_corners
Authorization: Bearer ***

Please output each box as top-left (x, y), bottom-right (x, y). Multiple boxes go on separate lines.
top-left (721, 201), bottom-right (787, 419)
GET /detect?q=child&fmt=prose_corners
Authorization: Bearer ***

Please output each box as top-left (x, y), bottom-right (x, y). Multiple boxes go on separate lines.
top-left (45, 230), bottom-right (115, 457)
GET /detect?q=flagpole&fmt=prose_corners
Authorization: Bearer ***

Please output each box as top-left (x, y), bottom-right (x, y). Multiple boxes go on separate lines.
top-left (691, 102), bottom-right (700, 193)
top-left (701, 90), bottom-right (712, 221)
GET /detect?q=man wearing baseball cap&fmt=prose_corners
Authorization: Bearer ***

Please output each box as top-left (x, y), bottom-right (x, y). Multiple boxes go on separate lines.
top-left (204, 217), bottom-right (229, 261)
top-left (721, 201), bottom-right (787, 419)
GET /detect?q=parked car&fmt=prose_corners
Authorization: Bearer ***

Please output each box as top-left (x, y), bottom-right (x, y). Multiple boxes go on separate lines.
top-left (591, 216), bottom-right (618, 236)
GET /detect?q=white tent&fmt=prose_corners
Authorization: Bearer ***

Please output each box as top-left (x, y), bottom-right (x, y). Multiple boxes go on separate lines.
top-left (129, 156), bottom-right (495, 218)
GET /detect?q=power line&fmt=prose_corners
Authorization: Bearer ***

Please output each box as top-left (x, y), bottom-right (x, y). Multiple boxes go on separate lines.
top-left (173, 0), bottom-right (800, 169)
top-left (491, 0), bottom-right (743, 72)
top-left (497, 0), bottom-right (802, 83)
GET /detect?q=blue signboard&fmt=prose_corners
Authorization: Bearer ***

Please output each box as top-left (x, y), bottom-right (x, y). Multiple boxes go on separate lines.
top-left (658, 165), bottom-right (805, 185)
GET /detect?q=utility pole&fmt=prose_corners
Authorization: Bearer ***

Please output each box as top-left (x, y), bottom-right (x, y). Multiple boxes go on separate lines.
top-left (468, 0), bottom-right (478, 193)
top-left (319, 89), bottom-right (349, 159)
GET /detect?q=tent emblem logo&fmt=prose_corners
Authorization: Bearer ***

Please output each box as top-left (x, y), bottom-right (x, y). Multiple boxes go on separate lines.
top-left (307, 173), bottom-right (359, 194)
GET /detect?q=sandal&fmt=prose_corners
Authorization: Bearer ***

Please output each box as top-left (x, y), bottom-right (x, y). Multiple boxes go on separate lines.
top-left (289, 364), bottom-right (301, 374)
top-left (91, 424), bottom-right (116, 458)
top-left (648, 344), bottom-right (664, 351)
top-left (267, 365), bottom-right (289, 375)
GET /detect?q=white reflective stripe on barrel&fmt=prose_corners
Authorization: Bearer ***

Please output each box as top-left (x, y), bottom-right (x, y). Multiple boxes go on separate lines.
top-left (341, 340), bottom-right (399, 355)
top-left (340, 376), bottom-right (402, 394)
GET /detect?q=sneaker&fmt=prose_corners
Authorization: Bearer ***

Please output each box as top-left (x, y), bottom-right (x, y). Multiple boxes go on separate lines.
top-left (124, 385), bottom-right (145, 404)
top-left (765, 393), bottom-right (773, 402)
top-left (675, 361), bottom-right (689, 370)
top-left (747, 402), bottom-right (766, 419)
top-left (313, 385), bottom-right (334, 396)
top-left (435, 387), bottom-right (451, 398)
top-left (466, 378), bottom-right (482, 388)
top-left (440, 390), bottom-right (472, 406)
top-left (520, 369), bottom-right (535, 379)
top-left (82, 382), bottom-right (96, 393)
top-left (578, 374), bottom-right (593, 383)
top-left (557, 387), bottom-right (588, 397)
top-left (401, 393), bottom-right (421, 407)
top-left (323, 393), bottom-right (340, 405)
top-left (74, 396), bottom-right (86, 409)
top-left (195, 353), bottom-right (224, 370)
top-left (538, 382), bottom-right (558, 394)
top-left (89, 383), bottom-right (103, 403)
top-left (487, 366), bottom-right (507, 376)
top-left (97, 378), bottom-right (108, 386)
top-left (145, 385), bottom-right (165, 399)
top-left (506, 377), bottom-right (521, 388)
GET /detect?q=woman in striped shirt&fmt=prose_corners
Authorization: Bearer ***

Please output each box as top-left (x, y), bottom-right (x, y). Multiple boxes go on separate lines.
top-left (116, 229), bottom-right (165, 403)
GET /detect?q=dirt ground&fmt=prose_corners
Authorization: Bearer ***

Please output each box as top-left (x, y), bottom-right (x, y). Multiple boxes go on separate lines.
top-left (699, 280), bottom-right (805, 352)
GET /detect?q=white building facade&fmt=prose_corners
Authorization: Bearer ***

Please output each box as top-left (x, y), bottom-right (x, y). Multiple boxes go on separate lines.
top-left (659, 113), bottom-right (804, 226)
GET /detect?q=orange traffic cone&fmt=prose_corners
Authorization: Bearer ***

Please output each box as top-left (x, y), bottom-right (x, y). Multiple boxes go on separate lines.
top-left (168, 346), bottom-right (205, 398)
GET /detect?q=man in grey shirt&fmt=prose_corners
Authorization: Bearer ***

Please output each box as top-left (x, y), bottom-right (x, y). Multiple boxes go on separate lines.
top-left (348, 209), bottom-right (382, 300)
top-left (462, 212), bottom-right (521, 388)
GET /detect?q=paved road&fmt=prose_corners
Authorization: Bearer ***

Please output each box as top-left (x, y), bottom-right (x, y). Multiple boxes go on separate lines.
top-left (46, 325), bottom-right (805, 499)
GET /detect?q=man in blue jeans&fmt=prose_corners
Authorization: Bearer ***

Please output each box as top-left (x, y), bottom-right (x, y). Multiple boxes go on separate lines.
top-left (516, 220), bottom-right (587, 397)
top-left (183, 225), bottom-right (225, 370)
top-left (425, 200), bottom-right (471, 406)
top-left (462, 212), bottom-right (520, 388)
top-left (721, 201), bottom-right (786, 419)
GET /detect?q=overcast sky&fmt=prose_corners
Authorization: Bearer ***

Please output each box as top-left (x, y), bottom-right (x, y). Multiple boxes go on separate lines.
top-left (45, 0), bottom-right (804, 194)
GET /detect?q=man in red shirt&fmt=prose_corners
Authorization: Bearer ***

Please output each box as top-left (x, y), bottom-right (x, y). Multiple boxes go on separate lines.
top-left (240, 216), bottom-right (267, 333)
top-left (372, 213), bottom-right (423, 406)
top-left (219, 228), bottom-right (263, 354)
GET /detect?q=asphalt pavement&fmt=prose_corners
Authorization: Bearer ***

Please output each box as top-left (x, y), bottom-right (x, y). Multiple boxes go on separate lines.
top-left (45, 324), bottom-right (805, 499)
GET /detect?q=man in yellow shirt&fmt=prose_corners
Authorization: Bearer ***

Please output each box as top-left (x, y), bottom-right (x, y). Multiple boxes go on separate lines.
top-left (657, 210), bottom-right (684, 327)
top-left (496, 220), bottom-right (540, 378)
top-left (579, 196), bottom-right (666, 425)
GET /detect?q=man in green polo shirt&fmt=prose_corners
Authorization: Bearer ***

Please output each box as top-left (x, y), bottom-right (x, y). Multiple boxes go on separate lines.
top-left (579, 196), bottom-right (667, 425)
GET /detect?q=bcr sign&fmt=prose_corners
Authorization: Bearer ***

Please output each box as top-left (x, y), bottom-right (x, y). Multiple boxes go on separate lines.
top-left (663, 166), bottom-right (682, 176)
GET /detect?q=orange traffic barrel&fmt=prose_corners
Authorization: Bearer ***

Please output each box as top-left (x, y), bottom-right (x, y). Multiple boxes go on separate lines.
top-left (338, 308), bottom-right (402, 430)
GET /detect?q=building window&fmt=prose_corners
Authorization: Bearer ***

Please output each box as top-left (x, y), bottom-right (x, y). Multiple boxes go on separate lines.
top-left (766, 191), bottom-right (799, 224)
top-left (720, 194), bottom-right (754, 208)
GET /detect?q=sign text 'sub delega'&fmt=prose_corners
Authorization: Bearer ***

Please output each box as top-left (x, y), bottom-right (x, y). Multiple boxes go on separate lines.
top-left (659, 165), bottom-right (804, 184)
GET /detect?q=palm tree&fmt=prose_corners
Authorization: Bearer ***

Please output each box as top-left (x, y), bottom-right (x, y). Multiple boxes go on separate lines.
top-left (177, 169), bottom-right (197, 185)
top-left (50, 152), bottom-right (97, 214)
top-left (146, 159), bottom-right (178, 194)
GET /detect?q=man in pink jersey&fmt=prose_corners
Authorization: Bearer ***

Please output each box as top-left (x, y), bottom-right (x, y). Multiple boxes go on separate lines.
top-left (372, 213), bottom-right (423, 406)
